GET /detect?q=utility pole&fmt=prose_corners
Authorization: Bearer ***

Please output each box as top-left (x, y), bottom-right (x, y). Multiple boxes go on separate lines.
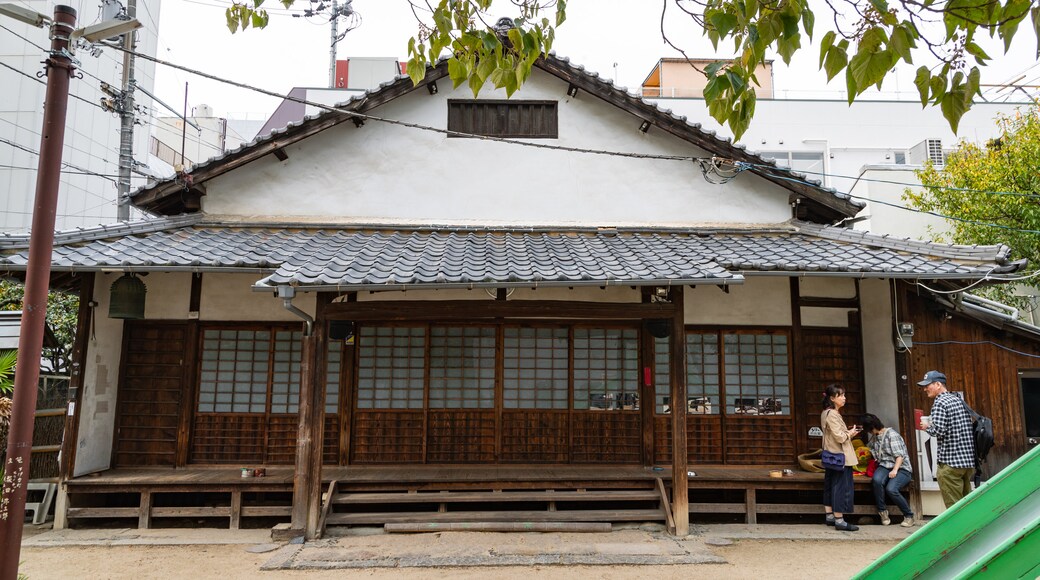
top-left (116, 0), bottom-right (137, 221)
top-left (328, 0), bottom-right (338, 88)
top-left (0, 6), bottom-right (77, 577)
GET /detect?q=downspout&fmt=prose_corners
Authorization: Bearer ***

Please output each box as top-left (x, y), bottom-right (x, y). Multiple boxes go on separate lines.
top-left (277, 285), bottom-right (313, 336)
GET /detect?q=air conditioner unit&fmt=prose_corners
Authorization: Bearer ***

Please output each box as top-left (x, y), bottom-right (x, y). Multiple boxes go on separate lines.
top-left (908, 138), bottom-right (945, 166)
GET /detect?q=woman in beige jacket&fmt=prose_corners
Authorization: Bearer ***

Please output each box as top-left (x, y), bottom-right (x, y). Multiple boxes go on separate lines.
top-left (822, 383), bottom-right (861, 531)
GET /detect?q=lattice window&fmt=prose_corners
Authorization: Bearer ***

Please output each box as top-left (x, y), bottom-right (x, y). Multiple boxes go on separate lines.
top-left (356, 325), bottom-right (425, 409)
top-left (270, 330), bottom-right (303, 414)
top-left (325, 341), bottom-right (342, 414)
top-left (686, 333), bottom-right (720, 415)
top-left (503, 327), bottom-right (569, 409)
top-left (653, 336), bottom-right (670, 413)
top-left (198, 329), bottom-right (270, 413)
top-left (573, 328), bottom-right (639, 411)
top-left (429, 326), bottom-right (496, 409)
top-left (723, 332), bottom-right (790, 415)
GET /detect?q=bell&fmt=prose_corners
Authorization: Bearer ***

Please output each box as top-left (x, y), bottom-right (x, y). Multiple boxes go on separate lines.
top-left (109, 273), bottom-right (147, 319)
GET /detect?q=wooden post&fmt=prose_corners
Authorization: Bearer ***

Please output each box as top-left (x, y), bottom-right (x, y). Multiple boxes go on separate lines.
top-left (54, 273), bottom-right (94, 530)
top-left (289, 293), bottom-right (330, 539)
top-left (670, 286), bottom-right (689, 536)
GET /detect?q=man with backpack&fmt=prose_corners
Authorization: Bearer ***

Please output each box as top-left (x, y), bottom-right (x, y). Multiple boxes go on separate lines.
top-left (918, 370), bottom-right (977, 508)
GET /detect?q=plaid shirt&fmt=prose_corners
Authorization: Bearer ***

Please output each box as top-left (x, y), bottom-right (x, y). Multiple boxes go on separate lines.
top-left (926, 392), bottom-right (976, 469)
top-left (868, 428), bottom-right (912, 474)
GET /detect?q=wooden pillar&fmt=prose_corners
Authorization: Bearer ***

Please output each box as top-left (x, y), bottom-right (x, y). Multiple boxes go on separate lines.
top-left (670, 286), bottom-right (689, 536)
top-left (54, 273), bottom-right (95, 530)
top-left (291, 293), bottom-right (331, 539)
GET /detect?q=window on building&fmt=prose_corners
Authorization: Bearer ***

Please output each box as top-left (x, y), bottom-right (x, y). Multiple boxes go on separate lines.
top-left (503, 326), bottom-right (569, 410)
top-left (447, 100), bottom-right (558, 138)
top-left (573, 328), bottom-right (639, 410)
top-left (197, 325), bottom-right (339, 414)
top-left (428, 326), bottom-right (496, 409)
top-left (759, 151), bottom-right (825, 176)
top-left (356, 325), bottom-right (425, 409)
top-left (654, 329), bottom-right (790, 416)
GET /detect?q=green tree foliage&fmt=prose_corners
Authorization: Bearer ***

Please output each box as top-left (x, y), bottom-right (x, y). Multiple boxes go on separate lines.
top-left (0, 281), bottom-right (79, 375)
top-left (905, 105), bottom-right (1040, 305)
top-left (223, 1), bottom-right (1039, 140)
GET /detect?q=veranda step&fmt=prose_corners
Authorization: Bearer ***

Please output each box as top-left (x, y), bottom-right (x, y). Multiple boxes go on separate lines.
top-left (331, 489), bottom-right (660, 504)
top-left (326, 509), bottom-right (666, 525)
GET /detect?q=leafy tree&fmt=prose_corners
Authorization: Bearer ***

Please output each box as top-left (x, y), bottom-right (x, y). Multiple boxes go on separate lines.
top-left (223, 0), bottom-right (1039, 139)
top-left (0, 281), bottom-right (79, 376)
top-left (905, 104), bottom-right (1040, 306)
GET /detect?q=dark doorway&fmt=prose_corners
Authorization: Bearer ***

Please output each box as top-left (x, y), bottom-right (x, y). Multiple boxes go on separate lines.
top-left (1019, 373), bottom-right (1040, 441)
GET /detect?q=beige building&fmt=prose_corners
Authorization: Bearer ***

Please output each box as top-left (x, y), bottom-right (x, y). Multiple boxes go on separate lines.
top-left (641, 58), bottom-right (774, 99)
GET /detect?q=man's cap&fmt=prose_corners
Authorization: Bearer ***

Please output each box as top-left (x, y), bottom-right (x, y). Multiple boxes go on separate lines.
top-left (917, 370), bottom-right (947, 386)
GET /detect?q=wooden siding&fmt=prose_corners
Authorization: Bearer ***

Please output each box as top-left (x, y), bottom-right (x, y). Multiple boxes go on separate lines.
top-left (798, 328), bottom-right (865, 454)
top-left (500, 411), bottom-right (569, 463)
top-left (114, 323), bottom-right (189, 467)
top-left (351, 411), bottom-right (424, 464)
top-left (901, 288), bottom-right (1040, 472)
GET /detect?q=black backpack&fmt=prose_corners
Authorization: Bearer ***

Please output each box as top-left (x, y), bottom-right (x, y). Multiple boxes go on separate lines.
top-left (960, 398), bottom-right (994, 482)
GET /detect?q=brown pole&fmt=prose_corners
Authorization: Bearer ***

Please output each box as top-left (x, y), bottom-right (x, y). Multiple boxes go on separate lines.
top-left (0, 6), bottom-right (77, 578)
top-left (670, 287), bottom-right (689, 536)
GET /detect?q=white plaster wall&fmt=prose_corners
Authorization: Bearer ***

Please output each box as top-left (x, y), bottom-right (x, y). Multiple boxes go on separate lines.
top-left (861, 278), bottom-right (899, 424)
top-left (853, 166), bottom-right (952, 240)
top-left (799, 277), bottom-right (856, 298)
top-left (201, 273), bottom-right (311, 321)
top-left (74, 276), bottom-right (124, 475)
top-left (684, 277), bottom-right (791, 325)
top-left (202, 71), bottom-right (794, 227)
top-left (143, 272), bottom-right (193, 319)
top-left (800, 307), bottom-right (854, 327)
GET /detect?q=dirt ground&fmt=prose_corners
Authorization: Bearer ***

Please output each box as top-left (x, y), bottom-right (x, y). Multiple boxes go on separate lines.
top-left (16, 536), bottom-right (897, 579)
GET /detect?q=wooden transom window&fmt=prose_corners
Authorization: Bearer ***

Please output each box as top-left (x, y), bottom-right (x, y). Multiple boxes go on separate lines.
top-left (654, 330), bottom-right (790, 416)
top-left (356, 325), bottom-right (425, 409)
top-left (428, 326), bottom-right (496, 409)
top-left (447, 99), bottom-right (558, 139)
top-left (573, 328), bottom-right (639, 410)
top-left (503, 327), bottom-right (569, 409)
top-left (197, 327), bottom-right (338, 414)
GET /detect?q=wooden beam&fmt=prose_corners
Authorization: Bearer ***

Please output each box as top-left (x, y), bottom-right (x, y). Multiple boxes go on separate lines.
top-left (291, 337), bottom-right (318, 533)
top-left (303, 294), bottom-right (332, 539)
top-left (58, 274), bottom-right (94, 484)
top-left (670, 288), bottom-right (689, 536)
top-left (325, 300), bottom-right (676, 321)
top-left (273, 148), bottom-right (289, 162)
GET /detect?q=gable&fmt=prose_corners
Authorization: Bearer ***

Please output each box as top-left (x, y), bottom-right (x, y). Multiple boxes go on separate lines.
top-left (200, 69), bottom-right (795, 227)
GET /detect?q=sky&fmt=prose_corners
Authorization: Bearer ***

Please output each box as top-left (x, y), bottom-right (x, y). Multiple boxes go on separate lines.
top-left (149, 0), bottom-right (1040, 122)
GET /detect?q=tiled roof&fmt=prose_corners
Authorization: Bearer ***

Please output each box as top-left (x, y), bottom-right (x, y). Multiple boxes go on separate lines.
top-left (0, 219), bottom-right (1022, 291)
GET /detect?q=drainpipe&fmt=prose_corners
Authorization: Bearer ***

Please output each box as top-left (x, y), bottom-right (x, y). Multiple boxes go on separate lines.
top-left (962, 293), bottom-right (1019, 321)
top-left (278, 286), bottom-right (313, 336)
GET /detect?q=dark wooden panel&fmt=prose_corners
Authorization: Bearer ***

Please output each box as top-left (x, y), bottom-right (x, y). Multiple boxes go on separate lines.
top-left (323, 415), bottom-right (339, 465)
top-left (351, 410), bottom-right (424, 464)
top-left (654, 416), bottom-right (724, 465)
top-left (725, 416), bottom-right (795, 464)
top-left (190, 414), bottom-right (265, 464)
top-left (427, 410), bottom-right (495, 463)
top-left (114, 322), bottom-right (189, 467)
top-left (265, 415), bottom-right (299, 464)
top-left (902, 289), bottom-right (1038, 473)
top-left (500, 411), bottom-right (569, 463)
top-left (570, 412), bottom-right (641, 464)
top-left (799, 328), bottom-right (864, 454)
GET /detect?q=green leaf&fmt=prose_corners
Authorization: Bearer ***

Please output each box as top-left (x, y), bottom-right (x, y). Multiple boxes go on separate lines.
top-left (822, 47), bottom-right (848, 81)
top-left (710, 12), bottom-right (739, 37)
top-left (845, 68), bottom-right (858, 104)
top-left (964, 41), bottom-right (991, 64)
top-left (225, 8), bottom-right (238, 33)
top-left (940, 81), bottom-right (969, 133)
top-left (777, 35), bottom-right (801, 64)
top-left (779, 13), bottom-right (799, 39)
top-left (726, 70), bottom-right (747, 96)
top-left (250, 10), bottom-right (267, 29)
top-left (503, 69), bottom-right (519, 96)
top-left (914, 66), bottom-right (931, 106)
top-left (801, 8), bottom-right (815, 39)
top-left (869, 0), bottom-right (889, 12)
top-left (1032, 6), bottom-right (1040, 58)
top-left (476, 55), bottom-right (496, 82)
top-left (407, 56), bottom-right (426, 86)
top-left (889, 25), bottom-right (916, 64)
top-left (468, 70), bottom-right (483, 97)
top-left (819, 31), bottom-right (837, 67)
top-left (704, 61), bottom-right (725, 77)
top-left (703, 74), bottom-right (731, 103)
top-left (448, 58), bottom-right (466, 88)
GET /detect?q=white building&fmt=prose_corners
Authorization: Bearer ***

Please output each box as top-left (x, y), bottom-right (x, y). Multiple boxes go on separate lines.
top-left (0, 0), bottom-right (160, 233)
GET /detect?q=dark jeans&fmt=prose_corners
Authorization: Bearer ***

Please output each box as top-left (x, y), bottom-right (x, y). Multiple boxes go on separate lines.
top-left (823, 466), bottom-right (854, 513)
top-left (872, 468), bottom-right (914, 517)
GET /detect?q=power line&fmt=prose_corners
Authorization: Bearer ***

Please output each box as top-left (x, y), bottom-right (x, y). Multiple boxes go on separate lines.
top-left (915, 340), bottom-right (1040, 359)
top-left (747, 163), bottom-right (1040, 200)
top-left (0, 163), bottom-right (121, 178)
top-left (0, 60), bottom-right (107, 111)
top-left (0, 116), bottom-right (123, 175)
top-left (0, 137), bottom-right (118, 183)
